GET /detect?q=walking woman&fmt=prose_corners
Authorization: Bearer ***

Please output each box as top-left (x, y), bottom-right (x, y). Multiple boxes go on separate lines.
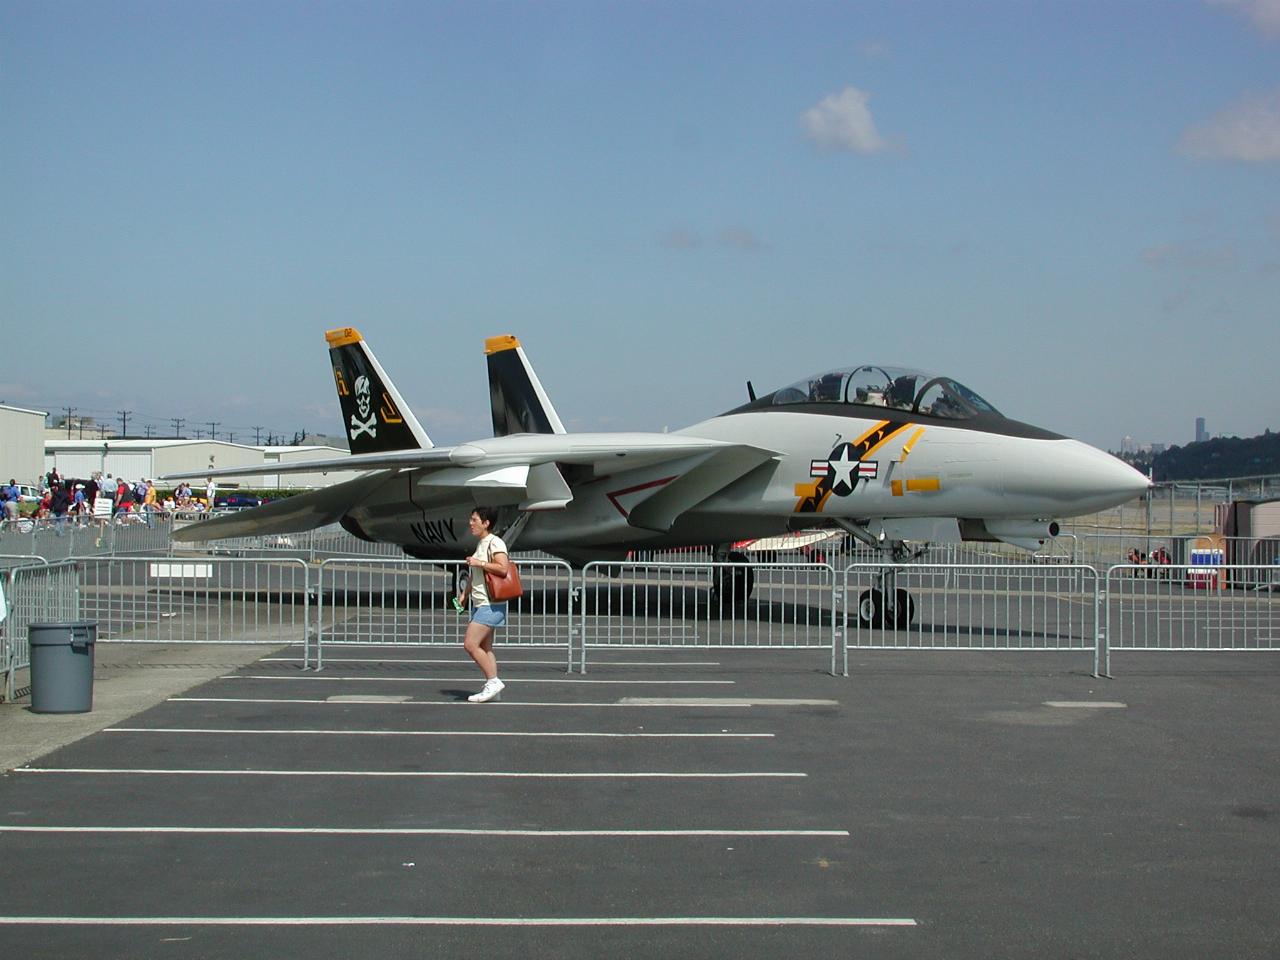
top-left (459, 506), bottom-right (509, 703)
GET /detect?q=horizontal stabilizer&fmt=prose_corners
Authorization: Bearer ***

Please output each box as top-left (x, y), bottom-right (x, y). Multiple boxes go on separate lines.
top-left (171, 472), bottom-right (393, 542)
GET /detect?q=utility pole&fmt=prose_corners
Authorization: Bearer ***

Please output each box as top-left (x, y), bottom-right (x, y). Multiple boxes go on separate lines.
top-left (194, 429), bottom-right (203, 440)
top-left (63, 406), bottom-right (75, 439)
top-left (171, 417), bottom-right (184, 438)
top-left (118, 409), bottom-right (132, 438)
top-left (207, 421), bottom-right (219, 442)
top-left (228, 432), bottom-right (235, 444)
top-left (144, 424), bottom-right (154, 439)
top-left (253, 425), bottom-right (263, 445)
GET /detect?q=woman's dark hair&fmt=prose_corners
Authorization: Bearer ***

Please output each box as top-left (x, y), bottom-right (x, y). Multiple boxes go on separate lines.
top-left (471, 505), bottom-right (499, 530)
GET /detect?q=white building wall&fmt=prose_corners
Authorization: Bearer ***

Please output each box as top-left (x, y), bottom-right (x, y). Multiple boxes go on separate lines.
top-left (154, 442), bottom-right (264, 487)
top-left (260, 446), bottom-right (361, 488)
top-left (1, 405), bottom-right (50, 485)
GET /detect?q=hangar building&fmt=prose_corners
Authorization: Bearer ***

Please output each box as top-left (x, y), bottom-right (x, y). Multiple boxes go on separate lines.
top-left (44, 440), bottom-right (266, 487)
top-left (0, 404), bottom-right (49, 485)
top-left (43, 440), bottom-right (361, 489)
top-left (261, 446), bottom-right (361, 488)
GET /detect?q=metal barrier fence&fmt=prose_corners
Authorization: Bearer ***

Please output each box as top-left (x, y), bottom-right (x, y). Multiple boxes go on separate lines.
top-left (315, 558), bottom-right (575, 671)
top-left (0, 514), bottom-right (177, 560)
top-left (842, 563), bottom-right (1102, 676)
top-left (73, 556), bottom-right (310, 649)
top-left (3, 556), bottom-right (1278, 694)
top-left (1074, 533), bottom-right (1277, 571)
top-left (578, 561), bottom-right (837, 674)
top-left (1102, 563), bottom-right (1280, 675)
top-left (2, 560), bottom-right (77, 701)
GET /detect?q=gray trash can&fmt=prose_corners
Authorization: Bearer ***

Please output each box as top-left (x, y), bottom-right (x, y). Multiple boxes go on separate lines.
top-left (28, 621), bottom-right (97, 714)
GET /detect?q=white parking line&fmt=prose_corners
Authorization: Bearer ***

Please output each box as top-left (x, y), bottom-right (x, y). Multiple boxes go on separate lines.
top-left (104, 727), bottom-right (773, 739)
top-left (169, 697), bottom-right (754, 709)
top-left (619, 698), bottom-right (838, 707)
top-left (16, 768), bottom-right (805, 779)
top-left (0, 826), bottom-right (841, 837)
top-left (0, 916), bottom-right (917, 927)
top-left (262, 658), bottom-right (723, 667)
top-left (224, 675), bottom-right (735, 685)
top-left (1043, 701), bottom-right (1127, 708)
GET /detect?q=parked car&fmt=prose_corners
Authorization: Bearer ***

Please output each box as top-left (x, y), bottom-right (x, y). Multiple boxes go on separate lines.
top-left (16, 484), bottom-right (41, 503)
top-left (214, 493), bottom-right (263, 509)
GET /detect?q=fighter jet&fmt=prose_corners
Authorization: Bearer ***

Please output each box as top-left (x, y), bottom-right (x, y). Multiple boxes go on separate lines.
top-left (168, 328), bottom-right (1150, 625)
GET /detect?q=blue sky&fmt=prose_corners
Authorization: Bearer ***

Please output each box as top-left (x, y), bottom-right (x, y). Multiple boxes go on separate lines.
top-left (3, 0), bottom-right (1277, 451)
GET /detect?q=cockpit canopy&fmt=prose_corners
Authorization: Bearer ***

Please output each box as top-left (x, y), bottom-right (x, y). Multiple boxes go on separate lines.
top-left (770, 365), bottom-right (1001, 420)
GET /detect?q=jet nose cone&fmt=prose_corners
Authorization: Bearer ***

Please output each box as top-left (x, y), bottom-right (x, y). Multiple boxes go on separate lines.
top-left (1000, 439), bottom-right (1151, 515)
top-left (1061, 441), bottom-right (1151, 511)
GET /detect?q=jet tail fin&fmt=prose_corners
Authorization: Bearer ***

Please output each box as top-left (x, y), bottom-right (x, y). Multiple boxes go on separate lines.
top-left (485, 335), bottom-right (566, 436)
top-left (326, 327), bottom-right (433, 454)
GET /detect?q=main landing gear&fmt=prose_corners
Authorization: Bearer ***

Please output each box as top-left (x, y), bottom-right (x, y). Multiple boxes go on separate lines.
top-left (710, 549), bottom-right (754, 616)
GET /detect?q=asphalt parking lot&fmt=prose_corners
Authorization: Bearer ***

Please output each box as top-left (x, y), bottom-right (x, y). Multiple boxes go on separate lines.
top-left (0, 644), bottom-right (1277, 959)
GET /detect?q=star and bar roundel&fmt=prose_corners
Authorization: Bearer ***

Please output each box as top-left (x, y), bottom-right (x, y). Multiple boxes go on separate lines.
top-left (794, 420), bottom-right (917, 513)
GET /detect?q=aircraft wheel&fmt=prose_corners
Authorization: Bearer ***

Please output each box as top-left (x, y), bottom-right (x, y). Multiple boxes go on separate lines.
top-left (711, 553), bottom-right (755, 617)
top-left (857, 589), bottom-right (886, 628)
top-left (893, 589), bottom-right (915, 629)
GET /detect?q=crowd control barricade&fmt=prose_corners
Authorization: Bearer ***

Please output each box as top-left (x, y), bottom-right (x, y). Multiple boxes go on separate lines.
top-left (1102, 563), bottom-right (1280, 675)
top-left (72, 557), bottom-right (310, 649)
top-left (578, 561), bottom-right (838, 675)
top-left (842, 563), bottom-right (1102, 676)
top-left (1, 513), bottom-right (177, 561)
top-left (314, 558), bottom-right (575, 671)
top-left (2, 559), bottom-right (76, 701)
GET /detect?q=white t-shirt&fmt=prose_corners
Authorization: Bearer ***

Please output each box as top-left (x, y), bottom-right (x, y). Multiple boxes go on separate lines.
top-left (468, 533), bottom-right (509, 607)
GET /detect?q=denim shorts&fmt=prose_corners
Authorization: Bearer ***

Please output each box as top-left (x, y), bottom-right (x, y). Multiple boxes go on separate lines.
top-left (470, 603), bottom-right (507, 628)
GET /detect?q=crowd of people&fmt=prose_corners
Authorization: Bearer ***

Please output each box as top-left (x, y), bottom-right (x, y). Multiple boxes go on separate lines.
top-left (1127, 545), bottom-right (1173, 577)
top-left (0, 469), bottom-right (222, 534)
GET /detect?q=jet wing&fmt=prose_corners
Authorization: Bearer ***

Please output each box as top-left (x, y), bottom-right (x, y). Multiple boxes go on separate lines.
top-left (168, 433), bottom-right (779, 542)
top-left (170, 471), bottom-right (396, 542)
top-left (163, 433), bottom-right (775, 481)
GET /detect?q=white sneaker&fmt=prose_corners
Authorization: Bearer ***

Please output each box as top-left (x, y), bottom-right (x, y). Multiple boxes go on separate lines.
top-left (467, 678), bottom-right (504, 703)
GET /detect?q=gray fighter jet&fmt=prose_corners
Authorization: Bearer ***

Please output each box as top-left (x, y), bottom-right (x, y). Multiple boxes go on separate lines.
top-left (169, 328), bottom-right (1150, 624)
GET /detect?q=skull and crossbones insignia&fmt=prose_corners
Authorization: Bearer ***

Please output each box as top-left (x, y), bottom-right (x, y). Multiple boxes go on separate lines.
top-left (349, 374), bottom-right (378, 439)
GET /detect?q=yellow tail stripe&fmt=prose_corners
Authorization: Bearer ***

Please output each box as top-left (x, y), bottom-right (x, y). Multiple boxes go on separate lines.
top-left (325, 327), bottom-right (363, 348)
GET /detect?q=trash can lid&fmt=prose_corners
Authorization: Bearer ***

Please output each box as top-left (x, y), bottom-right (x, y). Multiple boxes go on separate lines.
top-left (27, 621), bottom-right (99, 645)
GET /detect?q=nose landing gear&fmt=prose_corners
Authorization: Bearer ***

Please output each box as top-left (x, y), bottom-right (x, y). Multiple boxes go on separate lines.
top-left (856, 586), bottom-right (914, 629)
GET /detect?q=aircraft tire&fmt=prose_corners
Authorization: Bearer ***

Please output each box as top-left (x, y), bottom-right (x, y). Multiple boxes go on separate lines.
top-left (711, 553), bottom-right (754, 617)
top-left (857, 588), bottom-right (886, 628)
top-left (893, 589), bottom-right (915, 629)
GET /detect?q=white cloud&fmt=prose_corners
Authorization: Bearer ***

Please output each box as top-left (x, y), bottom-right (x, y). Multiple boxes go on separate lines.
top-left (1141, 242), bottom-right (1238, 271)
top-left (659, 228), bottom-right (701, 250)
top-left (801, 86), bottom-right (889, 154)
top-left (1208, 0), bottom-right (1280, 37)
top-left (1177, 89), bottom-right (1280, 161)
top-left (718, 226), bottom-right (767, 253)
